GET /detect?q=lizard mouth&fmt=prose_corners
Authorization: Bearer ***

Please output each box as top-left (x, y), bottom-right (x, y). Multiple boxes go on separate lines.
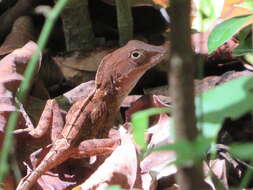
top-left (148, 44), bottom-right (169, 69)
top-left (154, 40), bottom-right (169, 61)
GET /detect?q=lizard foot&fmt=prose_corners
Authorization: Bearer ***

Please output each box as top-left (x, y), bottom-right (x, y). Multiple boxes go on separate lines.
top-left (13, 128), bottom-right (31, 134)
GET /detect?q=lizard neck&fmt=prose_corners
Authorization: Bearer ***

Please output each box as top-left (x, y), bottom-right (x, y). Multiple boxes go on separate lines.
top-left (93, 84), bottom-right (120, 111)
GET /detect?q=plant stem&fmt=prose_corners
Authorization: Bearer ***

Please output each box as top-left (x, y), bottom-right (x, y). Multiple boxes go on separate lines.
top-left (168, 0), bottom-right (207, 189)
top-left (0, 0), bottom-right (69, 182)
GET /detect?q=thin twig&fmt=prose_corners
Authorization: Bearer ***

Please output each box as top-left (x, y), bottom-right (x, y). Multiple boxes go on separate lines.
top-left (169, 0), bottom-right (207, 189)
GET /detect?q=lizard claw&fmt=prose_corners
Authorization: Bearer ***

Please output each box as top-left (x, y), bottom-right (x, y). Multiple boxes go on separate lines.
top-left (13, 128), bottom-right (31, 134)
top-left (14, 127), bottom-right (47, 138)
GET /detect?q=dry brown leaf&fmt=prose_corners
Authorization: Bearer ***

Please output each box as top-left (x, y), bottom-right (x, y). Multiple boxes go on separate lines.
top-left (77, 133), bottom-right (138, 190)
top-left (0, 0), bottom-right (37, 42)
top-left (147, 114), bottom-right (173, 147)
top-left (63, 81), bottom-right (95, 104)
top-left (141, 152), bottom-right (178, 190)
top-left (141, 172), bottom-right (157, 190)
top-left (140, 113), bottom-right (177, 190)
top-left (0, 41), bottom-right (41, 132)
top-left (53, 48), bottom-right (115, 72)
top-left (125, 95), bottom-right (171, 125)
top-left (121, 95), bottom-right (171, 108)
top-left (0, 41), bottom-right (41, 190)
top-left (207, 159), bottom-right (228, 189)
top-left (152, 0), bottom-right (168, 8)
top-left (221, 0), bottom-right (253, 20)
top-left (0, 16), bottom-right (36, 57)
top-left (51, 47), bottom-right (117, 87)
top-left (22, 145), bottom-right (94, 190)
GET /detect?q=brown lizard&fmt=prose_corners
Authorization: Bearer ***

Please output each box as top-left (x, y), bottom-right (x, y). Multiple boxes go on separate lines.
top-left (16, 40), bottom-right (169, 190)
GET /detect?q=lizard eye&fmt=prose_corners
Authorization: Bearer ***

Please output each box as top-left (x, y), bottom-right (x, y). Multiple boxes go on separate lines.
top-left (130, 50), bottom-right (142, 60)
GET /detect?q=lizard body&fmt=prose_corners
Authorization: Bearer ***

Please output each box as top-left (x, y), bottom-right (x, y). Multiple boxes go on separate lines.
top-left (16, 40), bottom-right (168, 190)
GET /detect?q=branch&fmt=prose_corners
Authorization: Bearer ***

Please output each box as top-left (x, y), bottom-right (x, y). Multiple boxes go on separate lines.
top-left (168, 0), bottom-right (207, 189)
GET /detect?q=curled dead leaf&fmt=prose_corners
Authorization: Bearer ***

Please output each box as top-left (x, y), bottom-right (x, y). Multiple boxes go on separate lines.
top-left (77, 133), bottom-right (137, 190)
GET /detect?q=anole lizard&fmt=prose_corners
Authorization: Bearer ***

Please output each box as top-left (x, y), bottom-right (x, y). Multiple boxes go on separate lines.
top-left (16, 40), bottom-right (169, 190)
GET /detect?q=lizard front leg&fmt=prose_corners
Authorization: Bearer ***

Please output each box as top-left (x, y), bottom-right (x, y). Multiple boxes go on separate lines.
top-left (17, 138), bottom-right (120, 190)
top-left (72, 138), bottom-right (121, 158)
top-left (14, 99), bottom-right (64, 142)
top-left (16, 138), bottom-right (74, 190)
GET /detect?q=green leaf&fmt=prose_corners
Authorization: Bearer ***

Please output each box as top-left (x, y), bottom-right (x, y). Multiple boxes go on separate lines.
top-left (236, 25), bottom-right (252, 41)
top-left (235, 0), bottom-right (253, 11)
top-left (196, 76), bottom-right (253, 139)
top-left (151, 136), bottom-right (210, 167)
top-left (244, 52), bottom-right (253, 64)
top-left (151, 141), bottom-right (194, 167)
top-left (229, 143), bottom-right (253, 159)
top-left (233, 37), bottom-right (253, 56)
top-left (107, 185), bottom-right (124, 190)
top-left (131, 107), bottom-right (172, 149)
top-left (208, 14), bottom-right (253, 54)
top-left (173, 136), bottom-right (210, 166)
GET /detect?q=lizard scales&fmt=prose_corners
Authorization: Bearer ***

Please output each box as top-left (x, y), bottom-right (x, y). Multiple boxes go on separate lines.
top-left (16, 40), bottom-right (168, 190)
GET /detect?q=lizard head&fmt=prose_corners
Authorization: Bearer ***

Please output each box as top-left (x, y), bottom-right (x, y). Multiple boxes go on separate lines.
top-left (95, 40), bottom-right (169, 100)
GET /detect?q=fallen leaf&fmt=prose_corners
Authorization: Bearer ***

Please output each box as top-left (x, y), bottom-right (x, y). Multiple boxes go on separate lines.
top-left (125, 95), bottom-right (170, 125)
top-left (53, 48), bottom-right (115, 72)
top-left (147, 114), bottom-right (174, 147)
top-left (77, 133), bottom-right (138, 189)
top-left (0, 41), bottom-right (41, 132)
top-left (0, 16), bottom-right (36, 57)
top-left (221, 0), bottom-right (253, 20)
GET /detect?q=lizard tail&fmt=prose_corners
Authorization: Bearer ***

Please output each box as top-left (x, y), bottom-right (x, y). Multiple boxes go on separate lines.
top-left (16, 139), bottom-right (73, 190)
